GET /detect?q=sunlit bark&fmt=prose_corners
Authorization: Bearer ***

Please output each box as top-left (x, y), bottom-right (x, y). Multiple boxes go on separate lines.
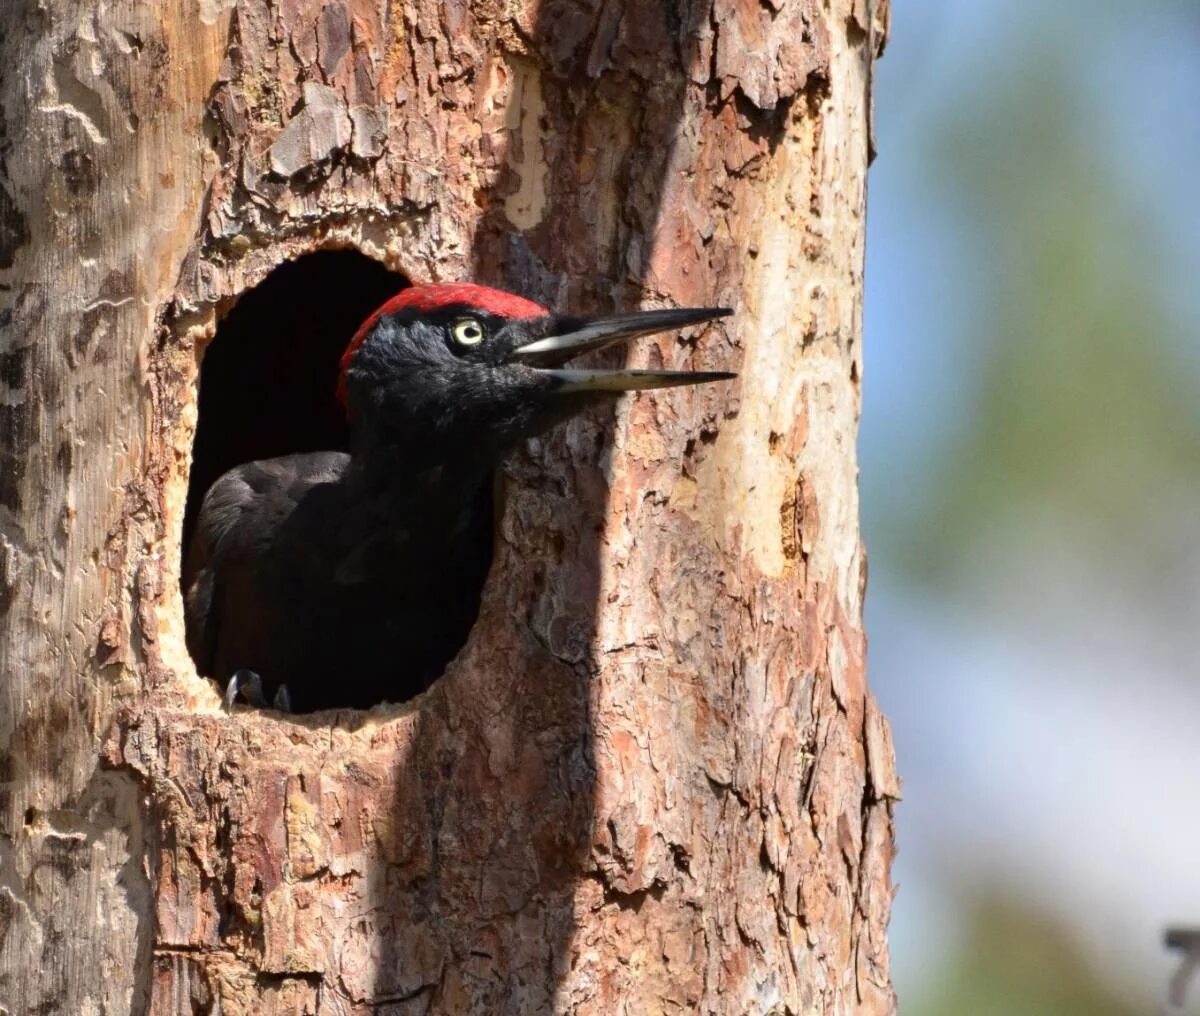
top-left (0, 0), bottom-right (894, 1011)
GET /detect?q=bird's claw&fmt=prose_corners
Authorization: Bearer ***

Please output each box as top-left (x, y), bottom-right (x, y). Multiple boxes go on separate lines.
top-left (223, 671), bottom-right (293, 713)
top-left (224, 669), bottom-right (267, 710)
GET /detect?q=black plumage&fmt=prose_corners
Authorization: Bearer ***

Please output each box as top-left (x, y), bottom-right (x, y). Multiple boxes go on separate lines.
top-left (183, 283), bottom-right (733, 712)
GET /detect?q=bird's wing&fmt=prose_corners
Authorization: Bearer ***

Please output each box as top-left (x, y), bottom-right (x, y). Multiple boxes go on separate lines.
top-left (182, 452), bottom-right (349, 677)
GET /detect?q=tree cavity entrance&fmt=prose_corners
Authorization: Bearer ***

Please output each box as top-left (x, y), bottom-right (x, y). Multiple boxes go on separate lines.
top-left (181, 249), bottom-right (491, 712)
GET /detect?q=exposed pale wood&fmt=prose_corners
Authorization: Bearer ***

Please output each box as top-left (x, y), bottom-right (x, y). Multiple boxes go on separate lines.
top-left (0, 0), bottom-right (894, 1012)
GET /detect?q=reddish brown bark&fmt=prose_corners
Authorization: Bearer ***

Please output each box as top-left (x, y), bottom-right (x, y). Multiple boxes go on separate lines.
top-left (0, 0), bottom-right (894, 1012)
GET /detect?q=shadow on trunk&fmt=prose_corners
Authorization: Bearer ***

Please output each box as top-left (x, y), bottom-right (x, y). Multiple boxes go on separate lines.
top-left (377, 6), bottom-right (709, 1008)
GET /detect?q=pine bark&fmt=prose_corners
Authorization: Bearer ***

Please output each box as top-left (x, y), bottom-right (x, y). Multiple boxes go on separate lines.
top-left (0, 1), bottom-right (895, 1013)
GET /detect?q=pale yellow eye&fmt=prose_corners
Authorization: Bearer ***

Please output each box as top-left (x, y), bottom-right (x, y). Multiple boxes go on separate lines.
top-left (452, 317), bottom-right (486, 347)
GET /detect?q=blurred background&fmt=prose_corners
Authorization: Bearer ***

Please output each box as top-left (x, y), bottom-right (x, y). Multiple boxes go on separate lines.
top-left (862, 1), bottom-right (1200, 1013)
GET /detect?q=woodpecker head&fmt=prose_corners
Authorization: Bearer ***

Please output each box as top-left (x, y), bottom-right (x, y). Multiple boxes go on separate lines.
top-left (340, 282), bottom-right (734, 463)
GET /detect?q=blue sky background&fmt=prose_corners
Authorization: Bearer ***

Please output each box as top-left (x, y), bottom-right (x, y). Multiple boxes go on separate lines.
top-left (862, 2), bottom-right (1200, 1011)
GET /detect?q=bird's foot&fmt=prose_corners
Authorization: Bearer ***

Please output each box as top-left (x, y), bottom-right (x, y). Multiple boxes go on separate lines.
top-left (223, 671), bottom-right (294, 712)
top-left (224, 670), bottom-right (267, 709)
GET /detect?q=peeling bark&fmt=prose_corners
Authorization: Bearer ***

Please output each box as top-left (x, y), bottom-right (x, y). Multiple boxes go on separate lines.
top-left (0, 0), bottom-right (894, 1013)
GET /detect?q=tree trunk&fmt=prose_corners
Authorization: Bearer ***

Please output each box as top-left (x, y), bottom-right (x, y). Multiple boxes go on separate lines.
top-left (0, 0), bottom-right (895, 1013)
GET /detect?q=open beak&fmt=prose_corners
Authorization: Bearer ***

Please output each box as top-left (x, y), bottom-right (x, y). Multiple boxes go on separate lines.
top-left (511, 306), bottom-right (737, 394)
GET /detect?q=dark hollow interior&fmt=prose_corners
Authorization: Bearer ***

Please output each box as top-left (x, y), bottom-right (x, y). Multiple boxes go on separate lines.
top-left (181, 249), bottom-right (491, 711)
top-left (183, 251), bottom-right (407, 554)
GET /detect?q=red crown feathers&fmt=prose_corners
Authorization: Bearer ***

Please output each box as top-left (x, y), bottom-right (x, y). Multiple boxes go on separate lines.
top-left (337, 283), bottom-right (548, 407)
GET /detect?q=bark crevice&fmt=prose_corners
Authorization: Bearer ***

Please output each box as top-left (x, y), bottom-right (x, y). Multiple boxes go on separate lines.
top-left (0, 0), bottom-right (893, 1011)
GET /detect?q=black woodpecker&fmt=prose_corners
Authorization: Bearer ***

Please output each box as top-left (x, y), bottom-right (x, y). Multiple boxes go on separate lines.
top-left (183, 282), bottom-right (735, 712)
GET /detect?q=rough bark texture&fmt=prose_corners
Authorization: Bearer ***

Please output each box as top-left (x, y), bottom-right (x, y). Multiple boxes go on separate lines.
top-left (0, 0), bottom-right (894, 1013)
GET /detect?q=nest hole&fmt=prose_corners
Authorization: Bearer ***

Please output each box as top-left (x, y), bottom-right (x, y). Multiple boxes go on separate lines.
top-left (184, 251), bottom-right (407, 545)
top-left (181, 249), bottom-right (491, 712)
